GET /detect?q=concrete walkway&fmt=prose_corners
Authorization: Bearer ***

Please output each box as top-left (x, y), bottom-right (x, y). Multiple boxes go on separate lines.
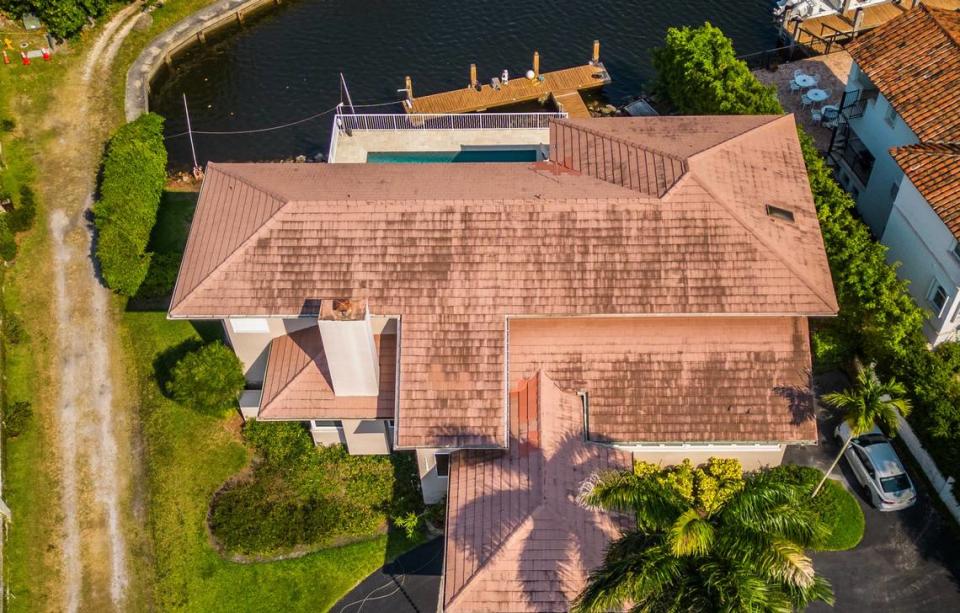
top-left (332, 537), bottom-right (443, 613)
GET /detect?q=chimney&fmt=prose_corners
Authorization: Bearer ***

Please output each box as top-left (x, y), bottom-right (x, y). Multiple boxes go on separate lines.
top-left (317, 300), bottom-right (379, 397)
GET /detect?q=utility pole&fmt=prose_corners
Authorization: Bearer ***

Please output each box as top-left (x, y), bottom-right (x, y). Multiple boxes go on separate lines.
top-left (182, 93), bottom-right (201, 178)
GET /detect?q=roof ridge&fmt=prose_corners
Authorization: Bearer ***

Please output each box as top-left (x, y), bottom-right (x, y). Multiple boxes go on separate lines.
top-left (260, 330), bottom-right (332, 415)
top-left (170, 171), bottom-right (290, 315)
top-left (685, 114), bottom-right (788, 163)
top-left (444, 504), bottom-right (538, 609)
top-left (925, 4), bottom-right (960, 48)
top-left (552, 118), bottom-right (689, 163)
top-left (687, 171), bottom-right (837, 314)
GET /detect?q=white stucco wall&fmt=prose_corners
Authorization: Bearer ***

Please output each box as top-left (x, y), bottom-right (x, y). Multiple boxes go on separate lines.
top-left (417, 448), bottom-right (449, 504)
top-left (626, 445), bottom-right (787, 471)
top-left (881, 178), bottom-right (960, 345)
top-left (341, 419), bottom-right (392, 455)
top-left (845, 87), bottom-right (919, 235)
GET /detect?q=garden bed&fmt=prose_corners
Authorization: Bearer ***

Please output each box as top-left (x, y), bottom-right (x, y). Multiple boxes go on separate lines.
top-left (770, 464), bottom-right (865, 551)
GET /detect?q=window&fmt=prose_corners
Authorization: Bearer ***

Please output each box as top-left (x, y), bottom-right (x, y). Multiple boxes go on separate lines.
top-left (230, 318), bottom-right (270, 334)
top-left (889, 181), bottom-right (900, 202)
top-left (435, 453), bottom-right (450, 478)
top-left (929, 282), bottom-right (949, 316)
top-left (884, 102), bottom-right (897, 128)
top-left (953, 241), bottom-right (960, 263)
top-left (313, 420), bottom-right (342, 430)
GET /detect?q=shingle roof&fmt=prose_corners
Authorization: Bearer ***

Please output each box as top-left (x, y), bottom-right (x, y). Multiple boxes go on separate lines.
top-left (508, 316), bottom-right (817, 444)
top-left (847, 5), bottom-right (960, 142)
top-left (258, 328), bottom-right (396, 420)
top-left (891, 143), bottom-right (960, 239)
top-left (169, 115), bottom-right (837, 449)
top-left (443, 372), bottom-right (633, 612)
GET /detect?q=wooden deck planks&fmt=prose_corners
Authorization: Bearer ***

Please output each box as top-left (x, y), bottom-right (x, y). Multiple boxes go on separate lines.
top-left (405, 63), bottom-right (610, 115)
top-left (551, 91), bottom-right (591, 118)
top-left (796, 0), bottom-right (959, 44)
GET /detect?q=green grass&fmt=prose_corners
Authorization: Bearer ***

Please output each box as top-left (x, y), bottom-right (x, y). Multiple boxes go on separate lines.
top-left (770, 464), bottom-right (865, 551)
top-left (124, 311), bottom-right (420, 611)
top-left (152, 190), bottom-right (197, 252)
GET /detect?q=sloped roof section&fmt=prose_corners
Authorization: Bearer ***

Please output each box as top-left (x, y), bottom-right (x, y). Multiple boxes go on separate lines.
top-left (443, 373), bottom-right (632, 612)
top-left (508, 317), bottom-right (817, 444)
top-left (258, 328), bottom-right (396, 420)
top-left (169, 116), bottom-right (836, 448)
top-left (892, 143), bottom-right (960, 239)
top-left (847, 5), bottom-right (960, 142)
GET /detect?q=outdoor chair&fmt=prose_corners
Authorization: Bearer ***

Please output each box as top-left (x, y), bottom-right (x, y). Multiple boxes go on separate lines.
top-left (811, 108), bottom-right (822, 124)
top-left (801, 93), bottom-right (812, 108)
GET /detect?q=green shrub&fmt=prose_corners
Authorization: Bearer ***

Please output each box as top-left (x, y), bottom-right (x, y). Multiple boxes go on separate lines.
top-left (7, 185), bottom-right (37, 233)
top-left (136, 251), bottom-right (181, 298)
top-left (653, 23), bottom-right (783, 115)
top-left (94, 113), bottom-right (167, 296)
top-left (3, 400), bottom-right (33, 438)
top-left (0, 118), bottom-right (14, 132)
top-left (0, 0), bottom-right (113, 39)
top-left (393, 511), bottom-right (421, 540)
top-left (210, 422), bottom-right (424, 556)
top-left (3, 310), bottom-right (27, 345)
top-left (768, 465), bottom-right (864, 551)
top-left (166, 341), bottom-right (244, 415)
top-left (0, 216), bottom-right (17, 262)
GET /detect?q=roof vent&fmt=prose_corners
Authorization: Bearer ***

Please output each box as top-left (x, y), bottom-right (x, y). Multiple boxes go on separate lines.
top-left (765, 204), bottom-right (795, 223)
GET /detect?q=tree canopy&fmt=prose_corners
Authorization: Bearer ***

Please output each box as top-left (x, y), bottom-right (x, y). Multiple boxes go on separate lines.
top-left (574, 459), bottom-right (834, 612)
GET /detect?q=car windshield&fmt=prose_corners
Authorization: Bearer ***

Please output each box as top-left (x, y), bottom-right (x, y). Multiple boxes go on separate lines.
top-left (857, 433), bottom-right (887, 446)
top-left (880, 473), bottom-right (911, 493)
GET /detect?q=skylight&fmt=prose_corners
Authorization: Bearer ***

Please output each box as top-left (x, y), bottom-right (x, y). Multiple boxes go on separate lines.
top-left (765, 204), bottom-right (795, 223)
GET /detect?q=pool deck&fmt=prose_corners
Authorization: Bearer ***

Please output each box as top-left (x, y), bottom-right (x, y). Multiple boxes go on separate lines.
top-left (329, 128), bottom-right (550, 163)
top-left (404, 63), bottom-right (609, 118)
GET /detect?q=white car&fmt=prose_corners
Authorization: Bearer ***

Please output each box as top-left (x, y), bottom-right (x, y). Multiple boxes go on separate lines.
top-left (835, 423), bottom-right (917, 511)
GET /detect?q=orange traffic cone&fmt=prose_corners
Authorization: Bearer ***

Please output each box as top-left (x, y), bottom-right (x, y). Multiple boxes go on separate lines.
top-left (2, 50), bottom-right (9, 65)
top-left (41, 48), bottom-right (50, 61)
top-left (20, 51), bottom-right (29, 66)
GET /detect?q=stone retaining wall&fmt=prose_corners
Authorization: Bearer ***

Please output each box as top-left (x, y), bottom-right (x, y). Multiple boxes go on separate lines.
top-left (125, 0), bottom-right (280, 121)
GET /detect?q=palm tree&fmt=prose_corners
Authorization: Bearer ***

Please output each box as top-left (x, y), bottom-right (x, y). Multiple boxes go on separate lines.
top-left (573, 460), bottom-right (834, 612)
top-left (812, 362), bottom-right (912, 497)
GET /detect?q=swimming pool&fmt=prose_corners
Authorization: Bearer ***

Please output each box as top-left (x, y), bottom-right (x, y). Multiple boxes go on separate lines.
top-left (366, 149), bottom-right (539, 163)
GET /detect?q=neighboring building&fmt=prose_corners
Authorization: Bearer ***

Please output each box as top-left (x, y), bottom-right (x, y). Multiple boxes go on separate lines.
top-left (828, 4), bottom-right (960, 344)
top-left (169, 114), bottom-right (837, 611)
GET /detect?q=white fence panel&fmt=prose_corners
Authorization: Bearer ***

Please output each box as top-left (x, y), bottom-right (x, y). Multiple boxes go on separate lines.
top-left (897, 414), bottom-right (960, 523)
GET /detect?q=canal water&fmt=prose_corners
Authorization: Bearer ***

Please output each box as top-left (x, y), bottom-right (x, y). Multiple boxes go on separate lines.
top-left (150, 0), bottom-right (780, 170)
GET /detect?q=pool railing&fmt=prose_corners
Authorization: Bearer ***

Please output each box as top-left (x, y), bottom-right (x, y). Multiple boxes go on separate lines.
top-left (334, 112), bottom-right (567, 132)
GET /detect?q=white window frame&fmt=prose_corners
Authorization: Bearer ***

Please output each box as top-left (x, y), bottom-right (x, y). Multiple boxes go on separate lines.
top-left (312, 419), bottom-right (343, 431)
top-left (928, 280), bottom-right (949, 317)
top-left (230, 318), bottom-right (270, 334)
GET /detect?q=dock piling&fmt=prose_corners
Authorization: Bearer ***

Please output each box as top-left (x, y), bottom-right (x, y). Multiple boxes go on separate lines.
top-left (470, 63), bottom-right (478, 89)
top-left (404, 75), bottom-right (413, 100)
top-left (592, 40), bottom-right (600, 63)
top-left (533, 51), bottom-right (540, 78)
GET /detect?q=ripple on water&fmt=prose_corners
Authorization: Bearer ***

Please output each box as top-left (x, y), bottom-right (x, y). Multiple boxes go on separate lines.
top-left (151, 0), bottom-right (779, 169)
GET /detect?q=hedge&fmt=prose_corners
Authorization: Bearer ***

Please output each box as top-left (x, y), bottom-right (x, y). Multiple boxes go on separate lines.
top-left (652, 23), bottom-right (960, 480)
top-left (0, 0), bottom-right (115, 39)
top-left (166, 341), bottom-right (245, 416)
top-left (93, 113), bottom-right (167, 296)
top-left (209, 422), bottom-right (424, 556)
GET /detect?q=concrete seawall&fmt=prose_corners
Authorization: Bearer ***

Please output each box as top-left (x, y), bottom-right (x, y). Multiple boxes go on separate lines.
top-left (125, 0), bottom-right (281, 121)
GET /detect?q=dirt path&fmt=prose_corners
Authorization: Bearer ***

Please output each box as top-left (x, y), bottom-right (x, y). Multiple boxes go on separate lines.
top-left (40, 4), bottom-right (150, 611)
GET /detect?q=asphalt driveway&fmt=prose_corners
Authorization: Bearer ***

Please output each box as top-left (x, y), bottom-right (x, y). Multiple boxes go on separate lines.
top-left (787, 373), bottom-right (960, 611)
top-left (331, 536), bottom-right (443, 613)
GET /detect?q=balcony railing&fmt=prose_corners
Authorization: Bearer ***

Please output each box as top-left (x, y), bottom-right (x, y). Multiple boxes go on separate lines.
top-left (334, 112), bottom-right (566, 132)
top-left (838, 87), bottom-right (879, 120)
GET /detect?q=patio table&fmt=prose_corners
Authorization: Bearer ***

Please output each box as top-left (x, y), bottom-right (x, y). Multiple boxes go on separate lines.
top-left (806, 88), bottom-right (829, 103)
top-left (794, 73), bottom-right (816, 88)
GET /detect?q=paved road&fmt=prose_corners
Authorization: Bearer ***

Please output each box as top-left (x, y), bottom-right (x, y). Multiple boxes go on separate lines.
top-left (788, 373), bottom-right (960, 612)
top-left (332, 537), bottom-right (443, 613)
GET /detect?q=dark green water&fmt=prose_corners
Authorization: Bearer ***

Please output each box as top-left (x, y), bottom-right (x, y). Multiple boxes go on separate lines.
top-left (150, 0), bottom-right (780, 169)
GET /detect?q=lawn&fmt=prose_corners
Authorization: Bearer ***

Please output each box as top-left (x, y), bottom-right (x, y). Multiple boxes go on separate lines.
top-left (119, 191), bottom-right (421, 611)
top-left (770, 464), bottom-right (865, 551)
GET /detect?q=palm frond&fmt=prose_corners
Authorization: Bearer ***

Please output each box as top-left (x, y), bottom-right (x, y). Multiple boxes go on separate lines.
top-left (668, 508), bottom-right (715, 557)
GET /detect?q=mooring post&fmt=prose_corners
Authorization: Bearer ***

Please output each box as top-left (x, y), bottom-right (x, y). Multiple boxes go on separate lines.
top-left (533, 51), bottom-right (540, 78)
top-left (853, 7), bottom-right (864, 36)
top-left (592, 40), bottom-right (600, 64)
top-left (470, 63), bottom-right (478, 89)
top-left (236, 9), bottom-right (245, 24)
top-left (198, 30), bottom-right (207, 44)
top-left (405, 76), bottom-right (413, 100)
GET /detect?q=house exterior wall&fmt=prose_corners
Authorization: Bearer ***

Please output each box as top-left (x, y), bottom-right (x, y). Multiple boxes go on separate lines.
top-left (223, 315), bottom-right (396, 386)
top-left (844, 81), bottom-right (919, 235)
top-left (626, 445), bottom-right (786, 471)
top-left (341, 419), bottom-right (392, 455)
top-left (417, 448), bottom-right (448, 504)
top-left (881, 178), bottom-right (960, 345)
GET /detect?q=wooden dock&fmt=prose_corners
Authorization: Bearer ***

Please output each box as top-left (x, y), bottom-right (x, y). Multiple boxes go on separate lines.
top-left (787, 0), bottom-right (960, 51)
top-left (402, 44), bottom-right (610, 119)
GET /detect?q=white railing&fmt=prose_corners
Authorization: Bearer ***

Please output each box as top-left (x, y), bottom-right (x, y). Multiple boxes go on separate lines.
top-left (334, 112), bottom-right (566, 132)
top-left (896, 414), bottom-right (960, 525)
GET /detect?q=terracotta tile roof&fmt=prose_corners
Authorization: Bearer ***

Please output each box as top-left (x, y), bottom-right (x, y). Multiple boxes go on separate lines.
top-left (443, 372), bottom-right (633, 612)
top-left (847, 5), bottom-right (960, 142)
top-left (892, 143), bottom-right (960, 239)
top-left (508, 317), bottom-right (817, 444)
top-left (258, 328), bottom-right (396, 420)
top-left (168, 115), bottom-right (836, 448)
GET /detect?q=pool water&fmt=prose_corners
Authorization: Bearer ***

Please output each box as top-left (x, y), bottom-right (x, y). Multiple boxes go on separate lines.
top-left (366, 149), bottom-right (539, 163)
